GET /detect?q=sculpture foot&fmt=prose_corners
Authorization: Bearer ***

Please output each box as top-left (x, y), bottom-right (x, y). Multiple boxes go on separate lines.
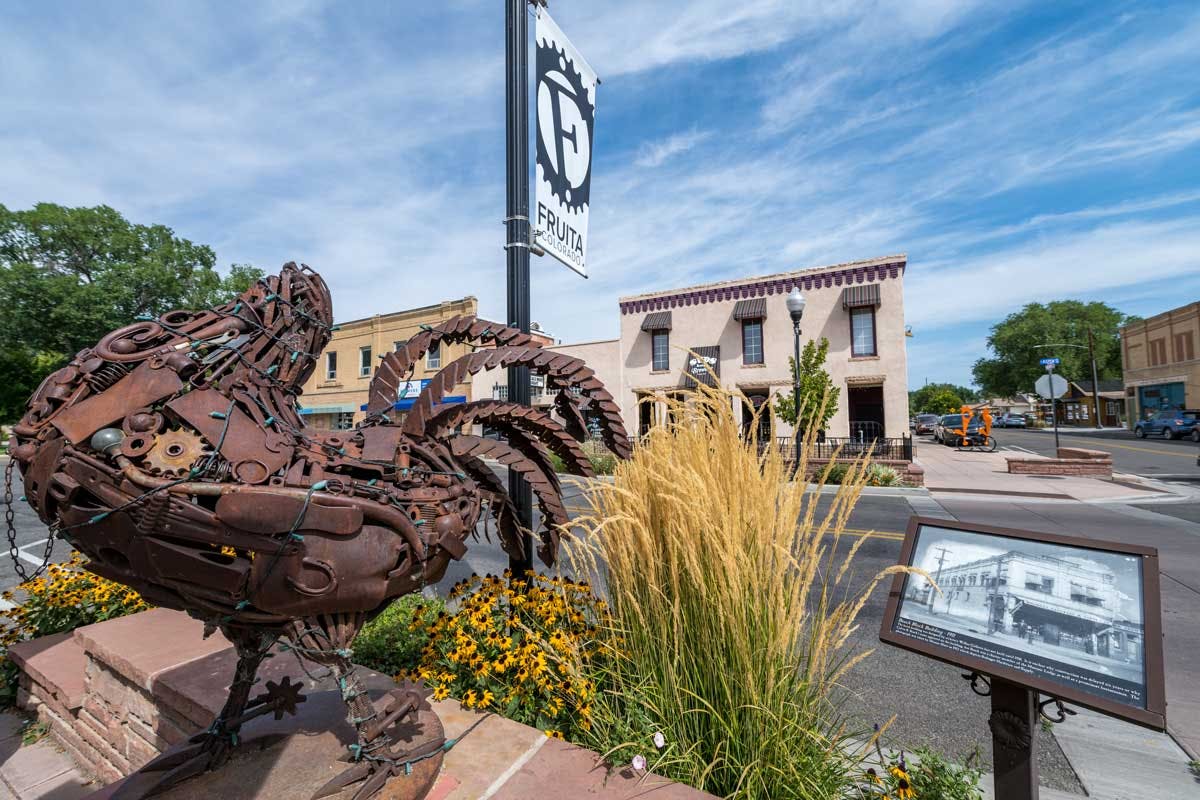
top-left (311, 738), bottom-right (448, 800)
top-left (313, 682), bottom-right (444, 800)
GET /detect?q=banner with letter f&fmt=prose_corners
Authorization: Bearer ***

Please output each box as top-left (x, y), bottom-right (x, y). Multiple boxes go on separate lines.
top-left (533, 8), bottom-right (597, 278)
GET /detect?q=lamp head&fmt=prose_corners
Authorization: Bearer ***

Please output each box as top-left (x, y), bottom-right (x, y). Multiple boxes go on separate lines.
top-left (786, 288), bottom-right (806, 322)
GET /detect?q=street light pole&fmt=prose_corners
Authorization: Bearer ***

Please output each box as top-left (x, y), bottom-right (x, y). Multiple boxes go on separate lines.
top-left (786, 289), bottom-right (807, 471)
top-left (505, 0), bottom-right (534, 575)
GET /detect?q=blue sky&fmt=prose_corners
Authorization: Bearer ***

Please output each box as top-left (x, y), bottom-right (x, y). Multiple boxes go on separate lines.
top-left (3, 1), bottom-right (1199, 389)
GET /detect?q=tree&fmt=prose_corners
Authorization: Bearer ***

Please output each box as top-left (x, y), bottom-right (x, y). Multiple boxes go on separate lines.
top-left (909, 382), bottom-right (978, 414)
top-left (0, 203), bottom-right (263, 422)
top-left (971, 301), bottom-right (1128, 398)
top-left (774, 337), bottom-right (839, 435)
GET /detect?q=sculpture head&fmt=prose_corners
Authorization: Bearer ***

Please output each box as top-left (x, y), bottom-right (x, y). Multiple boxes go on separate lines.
top-left (236, 263), bottom-right (334, 392)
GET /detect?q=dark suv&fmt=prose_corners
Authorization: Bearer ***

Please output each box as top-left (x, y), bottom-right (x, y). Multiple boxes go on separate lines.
top-left (1134, 410), bottom-right (1200, 441)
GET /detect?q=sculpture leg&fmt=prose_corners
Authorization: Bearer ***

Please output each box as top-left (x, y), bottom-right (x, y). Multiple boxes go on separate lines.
top-left (114, 626), bottom-right (299, 800)
top-left (292, 615), bottom-right (439, 800)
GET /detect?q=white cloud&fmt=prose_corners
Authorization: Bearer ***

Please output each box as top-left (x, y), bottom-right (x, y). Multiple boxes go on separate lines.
top-left (634, 129), bottom-right (711, 168)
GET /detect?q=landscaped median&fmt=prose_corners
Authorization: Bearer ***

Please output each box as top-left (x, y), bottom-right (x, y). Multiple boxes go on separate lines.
top-left (1, 385), bottom-right (985, 799)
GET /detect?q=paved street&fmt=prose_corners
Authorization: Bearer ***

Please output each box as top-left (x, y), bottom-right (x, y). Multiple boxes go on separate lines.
top-left (976, 427), bottom-right (1200, 482)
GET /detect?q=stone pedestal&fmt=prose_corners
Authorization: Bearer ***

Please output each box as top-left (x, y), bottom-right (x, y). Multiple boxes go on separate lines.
top-left (85, 689), bottom-right (444, 800)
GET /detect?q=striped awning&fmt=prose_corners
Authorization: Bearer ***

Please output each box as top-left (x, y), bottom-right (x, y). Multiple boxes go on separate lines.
top-left (842, 284), bottom-right (881, 309)
top-left (732, 297), bottom-right (766, 320)
top-left (641, 310), bottom-right (672, 331)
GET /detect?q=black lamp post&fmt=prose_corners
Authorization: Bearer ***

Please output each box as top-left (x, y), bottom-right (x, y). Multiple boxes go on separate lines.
top-left (786, 288), bottom-right (807, 464)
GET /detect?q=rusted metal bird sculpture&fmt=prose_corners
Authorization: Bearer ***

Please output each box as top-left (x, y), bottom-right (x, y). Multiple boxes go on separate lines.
top-left (8, 263), bottom-right (629, 799)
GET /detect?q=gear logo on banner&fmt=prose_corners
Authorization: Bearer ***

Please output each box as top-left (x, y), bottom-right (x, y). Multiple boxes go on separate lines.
top-left (536, 39), bottom-right (593, 212)
top-left (534, 9), bottom-right (597, 278)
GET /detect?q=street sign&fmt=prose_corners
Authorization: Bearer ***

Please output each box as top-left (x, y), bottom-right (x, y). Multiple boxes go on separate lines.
top-left (533, 8), bottom-right (597, 278)
top-left (1039, 357), bottom-right (1060, 367)
top-left (1035, 373), bottom-right (1068, 398)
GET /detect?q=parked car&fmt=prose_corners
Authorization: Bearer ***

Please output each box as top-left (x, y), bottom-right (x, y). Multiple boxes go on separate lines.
top-left (1134, 410), bottom-right (1200, 440)
top-left (913, 413), bottom-right (940, 435)
top-left (993, 413), bottom-right (1027, 428)
top-left (935, 413), bottom-right (982, 445)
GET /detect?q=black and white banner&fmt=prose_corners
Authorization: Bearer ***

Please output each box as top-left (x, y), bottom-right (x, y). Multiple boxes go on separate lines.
top-left (534, 9), bottom-right (596, 278)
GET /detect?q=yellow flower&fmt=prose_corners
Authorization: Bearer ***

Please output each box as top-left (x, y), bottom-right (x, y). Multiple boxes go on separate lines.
top-left (479, 689), bottom-right (495, 708)
top-left (544, 729), bottom-right (564, 739)
top-left (463, 689), bottom-right (478, 708)
top-left (431, 685), bottom-right (450, 701)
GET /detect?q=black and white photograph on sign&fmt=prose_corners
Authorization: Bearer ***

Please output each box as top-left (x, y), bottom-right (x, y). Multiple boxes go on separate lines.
top-left (894, 524), bottom-right (1147, 710)
top-left (534, 9), bottom-right (596, 278)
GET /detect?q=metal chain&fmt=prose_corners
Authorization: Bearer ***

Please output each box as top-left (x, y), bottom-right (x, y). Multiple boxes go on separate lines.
top-left (4, 457), bottom-right (55, 583)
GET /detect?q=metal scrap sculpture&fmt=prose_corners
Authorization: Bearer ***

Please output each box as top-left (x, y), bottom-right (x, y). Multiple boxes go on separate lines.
top-left (8, 263), bottom-right (630, 799)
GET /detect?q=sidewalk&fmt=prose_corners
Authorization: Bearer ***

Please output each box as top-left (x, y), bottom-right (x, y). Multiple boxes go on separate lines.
top-left (0, 711), bottom-right (92, 799)
top-left (913, 439), bottom-right (1170, 502)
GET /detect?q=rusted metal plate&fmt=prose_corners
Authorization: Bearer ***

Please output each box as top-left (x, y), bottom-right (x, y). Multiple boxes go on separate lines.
top-left (168, 388), bottom-right (293, 475)
top-left (216, 493), bottom-right (362, 536)
top-left (51, 361), bottom-right (182, 445)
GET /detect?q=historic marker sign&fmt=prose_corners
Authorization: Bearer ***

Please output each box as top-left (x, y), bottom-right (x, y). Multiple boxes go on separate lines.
top-left (880, 517), bottom-right (1166, 729)
top-left (534, 8), bottom-right (597, 277)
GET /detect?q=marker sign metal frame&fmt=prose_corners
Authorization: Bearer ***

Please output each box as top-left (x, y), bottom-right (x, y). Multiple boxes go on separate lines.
top-left (880, 516), bottom-right (1166, 730)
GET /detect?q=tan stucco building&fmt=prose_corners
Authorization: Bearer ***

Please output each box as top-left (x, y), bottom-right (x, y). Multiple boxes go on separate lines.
top-left (1120, 301), bottom-right (1200, 422)
top-left (615, 255), bottom-right (909, 440)
top-left (299, 297), bottom-right (481, 430)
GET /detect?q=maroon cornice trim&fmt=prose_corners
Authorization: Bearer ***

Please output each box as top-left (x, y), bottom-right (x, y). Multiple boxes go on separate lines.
top-left (620, 260), bottom-right (905, 315)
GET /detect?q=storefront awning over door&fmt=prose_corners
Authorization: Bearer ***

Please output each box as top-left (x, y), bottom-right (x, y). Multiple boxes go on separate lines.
top-left (298, 404), bottom-right (359, 416)
top-left (842, 284), bottom-right (881, 309)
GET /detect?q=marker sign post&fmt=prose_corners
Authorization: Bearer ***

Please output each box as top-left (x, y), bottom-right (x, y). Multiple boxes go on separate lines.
top-left (881, 517), bottom-right (1166, 800)
top-left (533, 8), bottom-right (597, 277)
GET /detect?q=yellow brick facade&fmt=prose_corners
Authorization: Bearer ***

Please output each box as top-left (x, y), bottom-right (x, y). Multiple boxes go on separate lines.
top-left (299, 297), bottom-right (480, 430)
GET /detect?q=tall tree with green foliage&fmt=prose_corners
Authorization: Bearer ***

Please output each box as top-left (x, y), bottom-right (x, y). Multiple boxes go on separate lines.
top-left (0, 203), bottom-right (263, 422)
top-left (971, 301), bottom-right (1128, 398)
top-left (909, 382), bottom-right (978, 415)
top-left (774, 337), bottom-right (839, 435)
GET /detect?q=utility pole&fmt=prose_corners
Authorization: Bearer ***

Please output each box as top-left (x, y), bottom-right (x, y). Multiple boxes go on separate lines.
top-left (1087, 327), bottom-right (1102, 429)
top-left (929, 546), bottom-right (950, 611)
top-left (505, 0), bottom-right (535, 575)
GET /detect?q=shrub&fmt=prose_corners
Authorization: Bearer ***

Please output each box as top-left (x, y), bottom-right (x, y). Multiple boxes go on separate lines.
top-left (864, 464), bottom-right (902, 487)
top-left (354, 593), bottom-right (444, 678)
top-left (0, 552), bottom-right (150, 706)
top-left (567, 385), bottom-right (910, 799)
top-left (401, 572), bottom-right (608, 740)
top-left (820, 462), bottom-right (852, 484)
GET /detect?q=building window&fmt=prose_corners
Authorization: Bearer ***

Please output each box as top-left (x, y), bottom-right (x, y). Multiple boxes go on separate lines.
top-left (850, 307), bottom-right (876, 356)
top-left (1149, 338), bottom-right (1167, 366)
top-left (652, 330), bottom-right (669, 371)
top-left (325, 351), bottom-right (337, 380)
top-left (1175, 331), bottom-right (1195, 362)
top-left (427, 340), bottom-right (441, 370)
top-left (334, 412), bottom-right (354, 430)
top-left (359, 346), bottom-right (372, 377)
top-left (741, 319), bottom-right (764, 365)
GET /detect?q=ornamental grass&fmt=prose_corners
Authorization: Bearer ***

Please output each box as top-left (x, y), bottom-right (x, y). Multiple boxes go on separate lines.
top-left (566, 383), bottom-right (912, 799)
